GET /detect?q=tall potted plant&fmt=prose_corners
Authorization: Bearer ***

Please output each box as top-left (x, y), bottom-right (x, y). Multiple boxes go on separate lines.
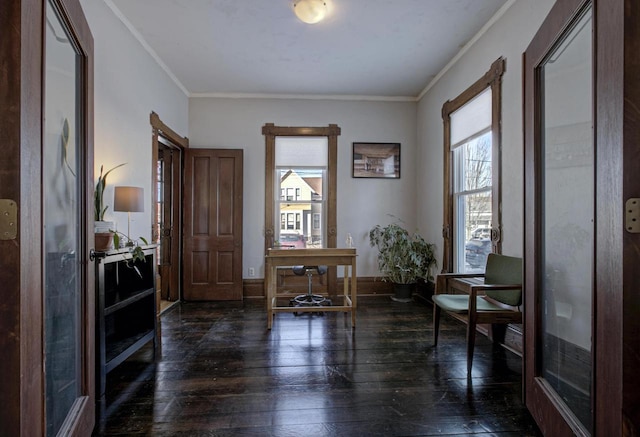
top-left (369, 223), bottom-right (437, 302)
top-left (94, 163), bottom-right (126, 250)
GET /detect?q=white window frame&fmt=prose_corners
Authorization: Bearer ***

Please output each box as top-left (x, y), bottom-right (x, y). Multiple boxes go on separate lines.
top-left (452, 131), bottom-right (493, 272)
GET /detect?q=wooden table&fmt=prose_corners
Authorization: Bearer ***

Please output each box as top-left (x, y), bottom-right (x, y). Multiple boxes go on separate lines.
top-left (265, 248), bottom-right (357, 329)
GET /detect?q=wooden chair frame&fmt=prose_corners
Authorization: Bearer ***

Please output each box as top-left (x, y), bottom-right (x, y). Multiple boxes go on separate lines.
top-left (433, 272), bottom-right (522, 376)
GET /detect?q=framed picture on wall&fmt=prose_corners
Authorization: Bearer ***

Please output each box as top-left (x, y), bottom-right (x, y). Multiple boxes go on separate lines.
top-left (352, 142), bottom-right (401, 178)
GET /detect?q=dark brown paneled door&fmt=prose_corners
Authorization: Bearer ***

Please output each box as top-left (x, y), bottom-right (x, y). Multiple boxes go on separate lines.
top-left (183, 149), bottom-right (243, 300)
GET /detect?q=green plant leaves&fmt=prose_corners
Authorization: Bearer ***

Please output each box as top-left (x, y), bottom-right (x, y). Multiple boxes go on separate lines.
top-left (369, 223), bottom-right (436, 284)
top-left (94, 163), bottom-right (126, 221)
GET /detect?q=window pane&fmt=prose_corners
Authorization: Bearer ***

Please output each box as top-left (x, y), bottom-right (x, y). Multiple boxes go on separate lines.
top-left (456, 191), bottom-right (492, 273)
top-left (276, 168), bottom-right (325, 248)
top-left (454, 131), bottom-right (492, 193)
top-left (464, 133), bottom-right (492, 191)
top-left (453, 125), bottom-right (492, 273)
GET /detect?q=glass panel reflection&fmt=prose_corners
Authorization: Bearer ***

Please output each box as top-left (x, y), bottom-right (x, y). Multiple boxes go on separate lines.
top-left (44, 2), bottom-right (81, 435)
top-left (541, 5), bottom-right (593, 433)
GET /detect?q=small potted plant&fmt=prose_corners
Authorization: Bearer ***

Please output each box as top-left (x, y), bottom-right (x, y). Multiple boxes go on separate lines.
top-left (94, 163), bottom-right (126, 251)
top-left (112, 231), bottom-right (149, 278)
top-left (369, 222), bottom-right (437, 302)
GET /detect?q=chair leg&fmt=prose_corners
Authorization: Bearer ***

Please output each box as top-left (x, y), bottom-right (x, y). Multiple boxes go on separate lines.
top-left (491, 323), bottom-right (507, 344)
top-left (466, 318), bottom-right (477, 377)
top-left (433, 304), bottom-right (441, 346)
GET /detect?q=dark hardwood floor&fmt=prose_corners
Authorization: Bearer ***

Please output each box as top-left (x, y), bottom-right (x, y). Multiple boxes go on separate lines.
top-left (94, 296), bottom-right (541, 436)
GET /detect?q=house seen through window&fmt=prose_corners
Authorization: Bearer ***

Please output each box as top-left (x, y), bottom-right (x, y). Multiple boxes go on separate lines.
top-left (275, 137), bottom-right (327, 249)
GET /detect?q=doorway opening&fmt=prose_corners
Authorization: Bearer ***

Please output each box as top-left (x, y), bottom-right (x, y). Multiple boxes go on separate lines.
top-left (150, 112), bottom-right (188, 313)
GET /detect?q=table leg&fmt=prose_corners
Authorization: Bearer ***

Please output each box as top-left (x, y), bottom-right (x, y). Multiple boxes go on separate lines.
top-left (267, 264), bottom-right (273, 330)
top-left (351, 262), bottom-right (357, 328)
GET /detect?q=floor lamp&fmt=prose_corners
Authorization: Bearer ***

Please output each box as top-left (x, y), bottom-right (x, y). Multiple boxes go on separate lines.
top-left (114, 186), bottom-right (144, 246)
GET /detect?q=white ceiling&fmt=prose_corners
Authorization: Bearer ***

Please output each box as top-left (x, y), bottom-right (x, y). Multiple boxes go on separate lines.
top-left (108, 0), bottom-right (510, 99)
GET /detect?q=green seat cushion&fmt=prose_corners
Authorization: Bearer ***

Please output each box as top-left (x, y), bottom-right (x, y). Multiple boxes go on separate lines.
top-left (433, 294), bottom-right (507, 313)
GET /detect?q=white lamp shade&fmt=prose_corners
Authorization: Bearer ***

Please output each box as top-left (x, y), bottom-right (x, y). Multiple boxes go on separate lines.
top-left (113, 186), bottom-right (144, 213)
top-left (293, 0), bottom-right (327, 24)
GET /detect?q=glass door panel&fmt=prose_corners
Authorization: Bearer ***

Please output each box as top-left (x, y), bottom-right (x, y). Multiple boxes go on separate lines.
top-left (540, 5), bottom-right (593, 433)
top-left (44, 1), bottom-right (86, 435)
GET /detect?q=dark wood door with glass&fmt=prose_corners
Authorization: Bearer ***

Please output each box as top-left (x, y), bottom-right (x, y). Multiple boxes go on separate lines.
top-left (0, 0), bottom-right (95, 435)
top-left (525, 1), bottom-right (594, 433)
top-left (156, 141), bottom-right (182, 302)
top-left (43, 2), bottom-right (96, 434)
top-left (524, 0), bottom-right (640, 433)
top-left (151, 112), bottom-right (188, 306)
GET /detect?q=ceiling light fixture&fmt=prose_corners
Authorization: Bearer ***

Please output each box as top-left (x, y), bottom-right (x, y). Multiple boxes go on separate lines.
top-left (293, 0), bottom-right (328, 24)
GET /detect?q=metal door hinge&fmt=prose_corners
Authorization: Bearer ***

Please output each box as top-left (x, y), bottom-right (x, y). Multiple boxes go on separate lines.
top-left (625, 198), bottom-right (640, 233)
top-left (0, 199), bottom-right (17, 240)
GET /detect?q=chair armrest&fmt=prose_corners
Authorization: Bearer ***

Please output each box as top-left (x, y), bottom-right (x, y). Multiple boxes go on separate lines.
top-left (438, 273), bottom-right (485, 279)
top-left (467, 283), bottom-right (522, 311)
top-left (435, 273), bottom-right (485, 294)
top-left (468, 283), bottom-right (522, 293)
top-left (467, 283), bottom-right (522, 298)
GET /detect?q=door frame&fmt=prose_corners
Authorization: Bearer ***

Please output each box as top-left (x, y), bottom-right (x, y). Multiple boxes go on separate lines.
top-left (524, 0), bottom-right (640, 434)
top-left (150, 112), bottom-right (188, 303)
top-left (0, 0), bottom-right (95, 434)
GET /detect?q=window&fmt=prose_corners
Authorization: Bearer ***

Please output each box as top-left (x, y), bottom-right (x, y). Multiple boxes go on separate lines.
top-left (453, 130), bottom-right (492, 272)
top-left (263, 123), bottom-right (340, 253)
top-left (275, 138), bottom-right (327, 246)
top-left (286, 188), bottom-right (295, 201)
top-left (279, 212), bottom-right (303, 231)
top-left (442, 58), bottom-right (504, 273)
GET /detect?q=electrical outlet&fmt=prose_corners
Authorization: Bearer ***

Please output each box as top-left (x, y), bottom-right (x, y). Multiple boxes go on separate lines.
top-left (248, 267), bottom-right (255, 277)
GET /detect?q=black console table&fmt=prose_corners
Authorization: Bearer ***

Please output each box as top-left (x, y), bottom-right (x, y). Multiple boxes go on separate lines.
top-left (95, 246), bottom-right (157, 396)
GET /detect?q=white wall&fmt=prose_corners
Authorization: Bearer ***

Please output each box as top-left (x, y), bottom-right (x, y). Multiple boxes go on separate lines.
top-left (81, 0), bottom-right (188, 244)
top-left (82, 0), bottom-right (559, 284)
top-left (189, 98), bottom-right (417, 278)
top-left (416, 0), bottom-right (556, 263)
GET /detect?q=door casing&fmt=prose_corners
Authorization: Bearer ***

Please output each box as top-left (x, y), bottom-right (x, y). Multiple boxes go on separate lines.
top-left (151, 112), bottom-right (187, 303)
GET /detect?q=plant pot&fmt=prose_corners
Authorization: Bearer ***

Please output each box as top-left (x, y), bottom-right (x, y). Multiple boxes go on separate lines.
top-left (94, 220), bottom-right (115, 233)
top-left (95, 232), bottom-right (114, 252)
top-left (391, 283), bottom-right (415, 303)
